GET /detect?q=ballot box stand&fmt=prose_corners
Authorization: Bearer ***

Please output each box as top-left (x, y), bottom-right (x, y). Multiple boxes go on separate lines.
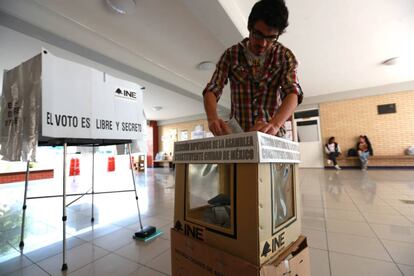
top-left (170, 229), bottom-right (310, 276)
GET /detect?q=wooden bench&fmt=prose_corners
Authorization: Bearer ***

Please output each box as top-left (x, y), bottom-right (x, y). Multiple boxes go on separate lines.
top-left (334, 155), bottom-right (414, 168)
top-left (153, 159), bottom-right (174, 168)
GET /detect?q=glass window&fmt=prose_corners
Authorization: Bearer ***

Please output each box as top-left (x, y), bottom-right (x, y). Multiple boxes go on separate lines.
top-left (186, 164), bottom-right (234, 234)
top-left (271, 163), bottom-right (295, 233)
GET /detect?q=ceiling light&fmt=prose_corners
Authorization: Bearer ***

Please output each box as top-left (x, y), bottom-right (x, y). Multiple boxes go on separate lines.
top-left (152, 106), bottom-right (162, 111)
top-left (197, 61), bottom-right (216, 71)
top-left (105, 0), bottom-right (136, 15)
top-left (382, 57), bottom-right (399, 66)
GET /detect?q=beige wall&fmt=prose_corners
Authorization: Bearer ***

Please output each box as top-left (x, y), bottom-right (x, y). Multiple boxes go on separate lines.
top-left (158, 119), bottom-right (209, 154)
top-left (320, 91), bottom-right (414, 156)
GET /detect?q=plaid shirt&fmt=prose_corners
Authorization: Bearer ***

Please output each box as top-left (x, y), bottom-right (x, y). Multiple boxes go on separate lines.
top-left (203, 38), bottom-right (303, 131)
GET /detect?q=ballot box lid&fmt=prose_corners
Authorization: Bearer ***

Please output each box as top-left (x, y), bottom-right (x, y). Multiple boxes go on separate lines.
top-left (173, 131), bottom-right (300, 164)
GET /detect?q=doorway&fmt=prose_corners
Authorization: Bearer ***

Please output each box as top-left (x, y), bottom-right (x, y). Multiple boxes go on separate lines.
top-left (294, 112), bottom-right (324, 168)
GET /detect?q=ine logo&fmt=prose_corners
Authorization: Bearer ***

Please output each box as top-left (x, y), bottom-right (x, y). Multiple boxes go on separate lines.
top-left (261, 241), bottom-right (271, 257)
top-left (261, 232), bottom-right (285, 258)
top-left (114, 88), bottom-right (137, 101)
top-left (175, 220), bottom-right (204, 241)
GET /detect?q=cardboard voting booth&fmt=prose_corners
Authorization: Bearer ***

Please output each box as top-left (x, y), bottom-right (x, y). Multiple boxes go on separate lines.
top-left (0, 49), bottom-right (145, 271)
top-left (173, 131), bottom-right (302, 268)
top-left (0, 49), bottom-right (145, 161)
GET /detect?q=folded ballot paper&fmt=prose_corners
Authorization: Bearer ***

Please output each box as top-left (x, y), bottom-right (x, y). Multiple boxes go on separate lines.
top-left (226, 118), bottom-right (244, 133)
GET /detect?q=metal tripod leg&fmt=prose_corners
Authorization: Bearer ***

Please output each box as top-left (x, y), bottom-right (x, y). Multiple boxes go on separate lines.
top-left (61, 143), bottom-right (68, 271)
top-left (128, 143), bottom-right (143, 231)
top-left (91, 145), bottom-right (95, 222)
top-left (19, 161), bottom-right (30, 249)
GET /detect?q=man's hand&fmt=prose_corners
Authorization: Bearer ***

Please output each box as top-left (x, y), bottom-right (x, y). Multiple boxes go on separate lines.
top-left (249, 121), bottom-right (279, 136)
top-left (204, 91), bottom-right (231, 136)
top-left (208, 118), bottom-right (232, 136)
top-left (249, 93), bottom-right (298, 136)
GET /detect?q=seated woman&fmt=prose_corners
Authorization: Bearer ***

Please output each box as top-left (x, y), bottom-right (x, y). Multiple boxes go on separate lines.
top-left (356, 135), bottom-right (373, 170)
top-left (324, 137), bottom-right (341, 170)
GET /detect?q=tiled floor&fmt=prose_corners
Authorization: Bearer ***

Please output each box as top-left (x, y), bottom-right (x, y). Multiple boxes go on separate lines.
top-left (0, 168), bottom-right (413, 275)
top-left (301, 169), bottom-right (414, 276)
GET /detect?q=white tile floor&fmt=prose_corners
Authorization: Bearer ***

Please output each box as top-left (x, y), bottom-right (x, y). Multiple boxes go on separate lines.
top-left (0, 168), bottom-right (413, 275)
top-left (301, 169), bottom-right (414, 276)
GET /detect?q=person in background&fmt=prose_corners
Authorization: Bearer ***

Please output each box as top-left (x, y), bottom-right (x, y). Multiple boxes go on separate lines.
top-left (324, 137), bottom-right (341, 170)
top-left (203, 0), bottom-right (303, 136)
top-left (357, 135), bottom-right (373, 170)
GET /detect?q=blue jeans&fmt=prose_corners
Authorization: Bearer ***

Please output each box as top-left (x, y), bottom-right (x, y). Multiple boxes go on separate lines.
top-left (358, 151), bottom-right (370, 168)
top-left (328, 152), bottom-right (340, 165)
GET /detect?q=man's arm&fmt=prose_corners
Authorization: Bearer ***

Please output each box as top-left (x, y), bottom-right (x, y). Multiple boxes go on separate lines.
top-left (269, 93), bottom-right (298, 129)
top-left (204, 91), bottom-right (231, 136)
top-left (202, 49), bottom-right (232, 136)
top-left (250, 93), bottom-right (298, 135)
top-left (251, 48), bottom-right (303, 135)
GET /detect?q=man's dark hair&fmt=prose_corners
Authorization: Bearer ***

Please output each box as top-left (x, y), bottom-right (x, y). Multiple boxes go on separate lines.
top-left (328, 137), bottom-right (335, 144)
top-left (248, 0), bottom-right (289, 33)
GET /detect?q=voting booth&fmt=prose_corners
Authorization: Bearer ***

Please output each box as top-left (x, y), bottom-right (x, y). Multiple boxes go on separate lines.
top-left (0, 49), bottom-right (144, 161)
top-left (0, 49), bottom-right (145, 270)
top-left (172, 132), bottom-right (302, 269)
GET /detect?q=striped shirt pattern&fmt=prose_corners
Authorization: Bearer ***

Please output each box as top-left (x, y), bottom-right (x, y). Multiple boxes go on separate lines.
top-left (203, 38), bottom-right (303, 131)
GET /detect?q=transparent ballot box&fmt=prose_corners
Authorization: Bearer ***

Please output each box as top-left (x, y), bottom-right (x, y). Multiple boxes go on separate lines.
top-left (173, 132), bottom-right (301, 266)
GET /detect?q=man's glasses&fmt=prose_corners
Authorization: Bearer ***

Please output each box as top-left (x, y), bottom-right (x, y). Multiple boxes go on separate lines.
top-left (250, 29), bottom-right (279, 42)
